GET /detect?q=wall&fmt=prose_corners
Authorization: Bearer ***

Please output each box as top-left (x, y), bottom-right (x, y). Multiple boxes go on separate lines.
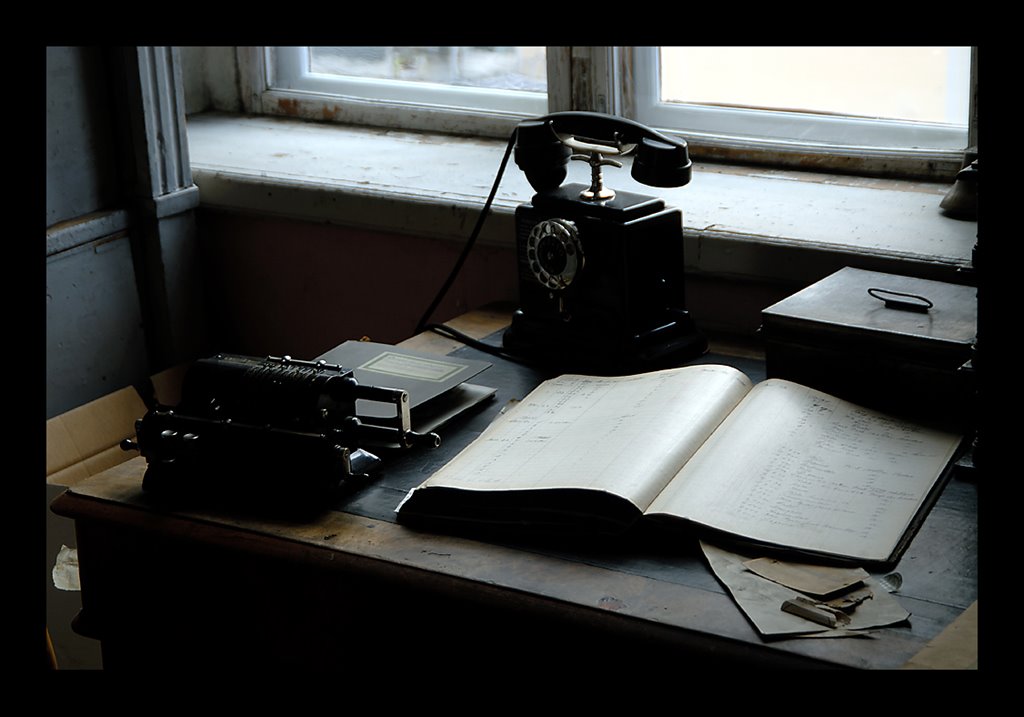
top-left (46, 46), bottom-right (207, 670)
top-left (46, 46), bottom-right (144, 670)
top-left (46, 47), bottom-right (150, 419)
top-left (196, 209), bottom-right (519, 358)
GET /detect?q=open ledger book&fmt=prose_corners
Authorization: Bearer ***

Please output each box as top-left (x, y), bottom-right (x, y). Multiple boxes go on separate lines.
top-left (397, 365), bottom-right (963, 565)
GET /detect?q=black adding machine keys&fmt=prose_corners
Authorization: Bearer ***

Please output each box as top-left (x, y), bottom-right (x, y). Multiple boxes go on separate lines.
top-left (124, 353), bottom-right (440, 509)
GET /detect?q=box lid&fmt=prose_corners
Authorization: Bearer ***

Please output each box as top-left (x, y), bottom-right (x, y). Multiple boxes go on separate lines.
top-left (46, 386), bottom-right (148, 486)
top-left (762, 267), bottom-right (976, 362)
top-left (46, 364), bottom-right (189, 487)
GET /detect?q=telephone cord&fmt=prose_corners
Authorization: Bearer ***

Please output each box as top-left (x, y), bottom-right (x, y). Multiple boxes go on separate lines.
top-left (414, 127), bottom-right (518, 337)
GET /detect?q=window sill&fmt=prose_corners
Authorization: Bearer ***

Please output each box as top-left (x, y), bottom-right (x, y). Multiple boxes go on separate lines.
top-left (186, 112), bottom-right (977, 286)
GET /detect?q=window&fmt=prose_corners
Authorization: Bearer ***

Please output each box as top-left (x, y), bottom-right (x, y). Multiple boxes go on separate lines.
top-left (259, 46), bottom-right (549, 136)
top-left (250, 46), bottom-right (975, 179)
top-left (628, 46), bottom-right (973, 177)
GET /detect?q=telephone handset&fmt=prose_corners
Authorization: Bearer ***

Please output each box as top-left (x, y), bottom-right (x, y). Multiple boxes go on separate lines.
top-left (503, 112), bottom-right (707, 373)
top-left (513, 111), bottom-right (693, 196)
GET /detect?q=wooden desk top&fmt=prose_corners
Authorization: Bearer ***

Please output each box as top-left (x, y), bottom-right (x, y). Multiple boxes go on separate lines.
top-left (51, 309), bottom-right (978, 670)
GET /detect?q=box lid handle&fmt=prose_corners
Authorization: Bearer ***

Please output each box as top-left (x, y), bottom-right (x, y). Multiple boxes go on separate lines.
top-left (867, 287), bottom-right (934, 313)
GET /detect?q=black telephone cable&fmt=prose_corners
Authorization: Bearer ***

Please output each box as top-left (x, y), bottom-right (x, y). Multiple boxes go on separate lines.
top-left (422, 320), bottom-right (545, 367)
top-left (414, 127), bottom-right (518, 338)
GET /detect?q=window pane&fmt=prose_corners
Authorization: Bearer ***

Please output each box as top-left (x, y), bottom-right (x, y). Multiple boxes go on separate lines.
top-left (658, 47), bottom-right (970, 126)
top-left (309, 46), bottom-right (547, 94)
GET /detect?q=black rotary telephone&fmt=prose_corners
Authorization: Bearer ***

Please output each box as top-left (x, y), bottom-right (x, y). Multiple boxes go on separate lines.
top-left (502, 111), bottom-right (707, 373)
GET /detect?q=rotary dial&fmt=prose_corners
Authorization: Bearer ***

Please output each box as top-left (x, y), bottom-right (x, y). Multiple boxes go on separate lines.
top-left (526, 219), bottom-right (583, 291)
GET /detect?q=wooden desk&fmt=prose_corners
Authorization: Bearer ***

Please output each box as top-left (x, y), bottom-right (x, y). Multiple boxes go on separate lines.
top-left (51, 309), bottom-right (978, 671)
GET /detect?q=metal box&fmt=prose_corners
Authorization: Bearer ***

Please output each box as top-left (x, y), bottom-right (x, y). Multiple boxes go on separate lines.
top-left (761, 267), bottom-right (977, 429)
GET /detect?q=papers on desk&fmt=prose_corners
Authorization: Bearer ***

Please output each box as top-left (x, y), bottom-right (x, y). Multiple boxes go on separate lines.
top-left (701, 542), bottom-right (909, 638)
top-left (317, 340), bottom-right (495, 440)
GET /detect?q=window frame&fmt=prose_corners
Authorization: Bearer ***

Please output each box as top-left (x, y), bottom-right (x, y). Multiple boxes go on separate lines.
top-left (617, 46), bottom-right (975, 179)
top-left (274, 47), bottom-right (549, 116)
top-left (239, 46), bottom-right (976, 180)
top-left (240, 46), bottom-right (567, 138)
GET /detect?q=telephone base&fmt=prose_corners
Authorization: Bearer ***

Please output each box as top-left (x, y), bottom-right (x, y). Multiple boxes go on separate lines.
top-left (503, 309), bottom-right (708, 375)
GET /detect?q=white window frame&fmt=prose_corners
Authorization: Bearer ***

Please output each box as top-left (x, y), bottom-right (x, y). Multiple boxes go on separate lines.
top-left (242, 46), bottom-right (561, 138)
top-left (275, 47), bottom-right (547, 115)
top-left (238, 46), bottom-right (975, 179)
top-left (620, 46), bottom-right (975, 178)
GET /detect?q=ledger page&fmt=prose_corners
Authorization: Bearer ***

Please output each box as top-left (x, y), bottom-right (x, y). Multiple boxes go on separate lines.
top-left (647, 379), bottom-right (963, 562)
top-left (411, 364), bottom-right (753, 510)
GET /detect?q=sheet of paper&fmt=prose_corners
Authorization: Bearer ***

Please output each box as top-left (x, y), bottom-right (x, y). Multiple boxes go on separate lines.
top-left (701, 542), bottom-right (910, 638)
top-left (742, 557), bottom-right (868, 598)
top-left (317, 340), bottom-right (492, 416)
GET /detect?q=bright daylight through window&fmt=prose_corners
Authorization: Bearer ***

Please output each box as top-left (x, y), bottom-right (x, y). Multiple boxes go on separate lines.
top-left (309, 46), bottom-right (547, 94)
top-left (637, 46), bottom-right (972, 152)
top-left (659, 47), bottom-right (969, 125)
top-left (272, 46), bottom-right (548, 117)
